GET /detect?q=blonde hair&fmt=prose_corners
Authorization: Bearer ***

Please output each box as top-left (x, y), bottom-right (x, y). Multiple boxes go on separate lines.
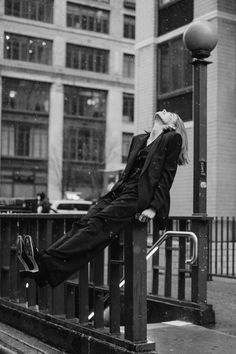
top-left (170, 112), bottom-right (189, 166)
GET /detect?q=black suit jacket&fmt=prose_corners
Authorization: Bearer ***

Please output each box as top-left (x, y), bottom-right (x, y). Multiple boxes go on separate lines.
top-left (107, 130), bottom-right (182, 229)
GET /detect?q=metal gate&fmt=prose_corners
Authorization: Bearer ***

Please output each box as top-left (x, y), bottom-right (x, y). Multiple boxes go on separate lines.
top-left (208, 217), bottom-right (236, 278)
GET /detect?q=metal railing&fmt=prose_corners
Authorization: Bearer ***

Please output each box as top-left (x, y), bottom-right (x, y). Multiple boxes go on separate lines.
top-left (208, 217), bottom-right (236, 279)
top-left (0, 213), bottom-right (214, 353)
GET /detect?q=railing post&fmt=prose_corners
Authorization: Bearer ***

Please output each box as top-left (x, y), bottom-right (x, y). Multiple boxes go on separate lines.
top-left (191, 217), bottom-right (210, 304)
top-left (124, 220), bottom-right (147, 342)
top-left (109, 234), bottom-right (121, 334)
top-left (123, 220), bottom-right (156, 351)
top-left (123, 222), bottom-right (151, 346)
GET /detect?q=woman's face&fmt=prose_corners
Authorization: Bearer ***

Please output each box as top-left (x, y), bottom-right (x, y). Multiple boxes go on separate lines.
top-left (154, 109), bottom-right (177, 126)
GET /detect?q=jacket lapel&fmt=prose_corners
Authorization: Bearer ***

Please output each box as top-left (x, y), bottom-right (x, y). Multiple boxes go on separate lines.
top-left (124, 134), bottom-right (149, 175)
top-left (140, 132), bottom-right (164, 176)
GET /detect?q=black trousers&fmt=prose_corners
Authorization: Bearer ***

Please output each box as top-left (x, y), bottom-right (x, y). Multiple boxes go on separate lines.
top-left (39, 185), bottom-right (140, 287)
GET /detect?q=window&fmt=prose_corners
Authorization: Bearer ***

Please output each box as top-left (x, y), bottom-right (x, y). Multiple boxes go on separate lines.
top-left (1, 123), bottom-right (48, 158)
top-left (123, 0), bottom-right (135, 10)
top-left (123, 54), bottom-right (135, 78)
top-left (124, 15), bottom-right (135, 39)
top-left (64, 126), bottom-right (104, 163)
top-left (5, 0), bottom-right (53, 23)
top-left (158, 0), bottom-right (193, 35)
top-left (1, 78), bottom-right (49, 159)
top-left (4, 33), bottom-right (52, 65)
top-left (92, 0), bottom-right (109, 3)
top-left (64, 86), bottom-right (107, 119)
top-left (2, 78), bottom-right (50, 113)
top-left (67, 3), bottom-right (109, 34)
top-left (123, 93), bottom-right (134, 122)
top-left (122, 132), bottom-right (133, 163)
top-left (159, 38), bottom-right (192, 94)
top-left (157, 37), bottom-right (192, 121)
top-left (66, 44), bottom-right (109, 73)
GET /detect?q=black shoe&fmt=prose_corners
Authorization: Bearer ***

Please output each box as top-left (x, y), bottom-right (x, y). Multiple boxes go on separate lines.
top-left (17, 235), bottom-right (39, 272)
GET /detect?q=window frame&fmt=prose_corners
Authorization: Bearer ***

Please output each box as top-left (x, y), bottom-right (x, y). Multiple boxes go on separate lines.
top-left (4, 32), bottom-right (52, 65)
top-left (4, 0), bottom-right (53, 23)
top-left (66, 43), bottom-right (109, 74)
top-left (123, 53), bottom-right (135, 78)
top-left (1, 77), bottom-right (49, 159)
top-left (157, 36), bottom-right (192, 97)
top-left (122, 93), bottom-right (134, 122)
top-left (123, 15), bottom-right (135, 39)
top-left (67, 3), bottom-right (110, 34)
top-left (157, 37), bottom-right (193, 122)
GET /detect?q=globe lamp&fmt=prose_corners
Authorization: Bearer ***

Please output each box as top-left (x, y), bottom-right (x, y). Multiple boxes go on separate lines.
top-left (183, 20), bottom-right (218, 59)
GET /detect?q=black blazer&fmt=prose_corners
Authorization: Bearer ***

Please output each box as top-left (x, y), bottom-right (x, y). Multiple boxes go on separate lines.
top-left (107, 130), bottom-right (182, 229)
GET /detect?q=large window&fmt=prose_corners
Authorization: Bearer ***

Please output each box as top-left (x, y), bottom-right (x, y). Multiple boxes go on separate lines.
top-left (122, 133), bottom-right (133, 163)
top-left (64, 86), bottom-right (106, 119)
top-left (1, 123), bottom-right (48, 158)
top-left (67, 3), bottom-right (109, 34)
top-left (64, 126), bottom-right (104, 163)
top-left (123, 93), bottom-right (134, 122)
top-left (66, 44), bottom-right (109, 73)
top-left (4, 33), bottom-right (52, 65)
top-left (123, 54), bottom-right (135, 78)
top-left (124, 15), bottom-right (135, 39)
top-left (158, 0), bottom-right (193, 35)
top-left (1, 78), bottom-right (49, 159)
top-left (157, 37), bottom-right (192, 121)
top-left (2, 78), bottom-right (50, 113)
top-left (5, 0), bottom-right (53, 23)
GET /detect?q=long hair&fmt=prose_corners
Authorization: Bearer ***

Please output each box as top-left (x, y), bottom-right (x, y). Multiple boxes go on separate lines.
top-left (170, 113), bottom-right (189, 166)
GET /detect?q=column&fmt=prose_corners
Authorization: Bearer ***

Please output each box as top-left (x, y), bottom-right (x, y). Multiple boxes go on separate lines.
top-left (48, 80), bottom-right (64, 200)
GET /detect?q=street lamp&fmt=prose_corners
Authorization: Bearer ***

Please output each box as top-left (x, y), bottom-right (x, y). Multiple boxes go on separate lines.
top-left (183, 20), bottom-right (218, 215)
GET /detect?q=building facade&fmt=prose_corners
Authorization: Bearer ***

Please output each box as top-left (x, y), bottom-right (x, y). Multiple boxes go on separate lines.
top-left (135, 0), bottom-right (236, 217)
top-left (0, 0), bottom-right (136, 200)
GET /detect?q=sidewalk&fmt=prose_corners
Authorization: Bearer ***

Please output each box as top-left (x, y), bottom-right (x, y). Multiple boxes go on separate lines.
top-left (207, 277), bottom-right (236, 336)
top-left (147, 276), bottom-right (236, 354)
top-left (147, 320), bottom-right (236, 354)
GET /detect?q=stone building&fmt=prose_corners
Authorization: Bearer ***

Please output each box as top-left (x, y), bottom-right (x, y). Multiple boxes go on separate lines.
top-left (135, 0), bottom-right (236, 217)
top-left (0, 0), bottom-right (136, 200)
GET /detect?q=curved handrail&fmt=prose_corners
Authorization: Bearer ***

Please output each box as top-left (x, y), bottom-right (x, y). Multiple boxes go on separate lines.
top-left (147, 230), bottom-right (198, 265)
top-left (88, 230), bottom-right (198, 320)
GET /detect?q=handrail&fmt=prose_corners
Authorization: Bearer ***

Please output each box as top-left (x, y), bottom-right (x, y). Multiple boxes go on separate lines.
top-left (147, 230), bottom-right (198, 264)
top-left (88, 230), bottom-right (198, 319)
top-left (119, 230), bottom-right (198, 289)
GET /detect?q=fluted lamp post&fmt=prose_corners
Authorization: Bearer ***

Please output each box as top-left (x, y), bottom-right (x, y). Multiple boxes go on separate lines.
top-left (183, 20), bottom-right (218, 215)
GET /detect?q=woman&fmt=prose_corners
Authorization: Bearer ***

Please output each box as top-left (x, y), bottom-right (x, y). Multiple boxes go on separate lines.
top-left (17, 109), bottom-right (189, 288)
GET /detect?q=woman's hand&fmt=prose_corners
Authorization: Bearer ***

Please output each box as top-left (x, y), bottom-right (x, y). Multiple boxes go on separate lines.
top-left (136, 208), bottom-right (156, 223)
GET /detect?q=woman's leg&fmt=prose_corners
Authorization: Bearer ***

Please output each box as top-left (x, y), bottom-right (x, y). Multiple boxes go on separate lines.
top-left (47, 193), bottom-right (116, 251)
top-left (39, 195), bottom-right (140, 287)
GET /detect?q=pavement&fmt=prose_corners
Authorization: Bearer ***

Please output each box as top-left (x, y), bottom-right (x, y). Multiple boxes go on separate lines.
top-left (206, 276), bottom-right (236, 336)
top-left (0, 277), bottom-right (235, 354)
top-left (147, 320), bottom-right (236, 354)
top-left (147, 276), bottom-right (236, 354)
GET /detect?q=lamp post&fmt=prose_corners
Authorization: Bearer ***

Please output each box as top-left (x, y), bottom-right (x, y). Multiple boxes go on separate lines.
top-left (183, 20), bottom-right (218, 215)
top-left (182, 21), bottom-right (218, 309)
